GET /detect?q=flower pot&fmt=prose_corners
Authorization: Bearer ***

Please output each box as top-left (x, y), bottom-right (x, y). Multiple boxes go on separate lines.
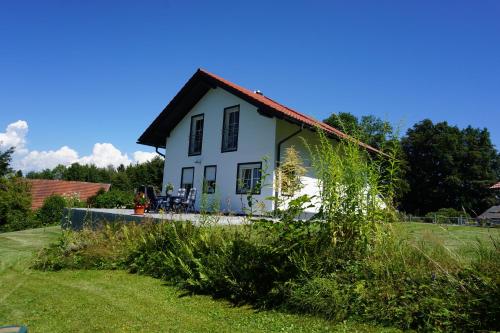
top-left (134, 204), bottom-right (145, 215)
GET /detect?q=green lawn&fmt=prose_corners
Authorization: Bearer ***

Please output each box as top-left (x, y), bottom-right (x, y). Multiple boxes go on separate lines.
top-left (2, 223), bottom-right (495, 332)
top-left (0, 226), bottom-right (399, 333)
top-left (393, 222), bottom-right (499, 259)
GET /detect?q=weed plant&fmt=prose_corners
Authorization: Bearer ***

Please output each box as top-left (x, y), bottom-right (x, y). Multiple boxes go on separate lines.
top-left (33, 129), bottom-right (499, 331)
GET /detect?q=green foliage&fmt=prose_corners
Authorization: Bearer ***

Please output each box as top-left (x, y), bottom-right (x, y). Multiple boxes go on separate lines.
top-left (89, 189), bottom-right (134, 208)
top-left (424, 208), bottom-right (470, 224)
top-left (32, 129), bottom-right (499, 331)
top-left (276, 146), bottom-right (307, 197)
top-left (0, 147), bottom-right (14, 177)
top-left (35, 194), bottom-right (67, 226)
top-left (33, 224), bottom-right (139, 270)
top-left (34, 221), bottom-right (500, 331)
top-left (402, 119), bottom-right (500, 215)
top-left (323, 112), bottom-right (394, 151)
top-left (305, 129), bottom-right (396, 256)
top-left (0, 177), bottom-right (35, 232)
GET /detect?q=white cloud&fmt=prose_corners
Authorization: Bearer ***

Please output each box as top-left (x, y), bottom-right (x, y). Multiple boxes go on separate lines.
top-left (1, 120), bottom-right (159, 172)
top-left (0, 120), bottom-right (28, 154)
top-left (79, 143), bottom-right (132, 168)
top-left (16, 146), bottom-right (79, 171)
top-left (133, 151), bottom-right (157, 164)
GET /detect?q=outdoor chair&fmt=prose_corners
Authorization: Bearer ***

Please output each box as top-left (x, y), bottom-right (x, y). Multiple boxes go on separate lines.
top-left (154, 195), bottom-right (170, 212)
top-left (172, 188), bottom-right (187, 211)
top-left (144, 186), bottom-right (157, 212)
top-left (181, 188), bottom-right (197, 213)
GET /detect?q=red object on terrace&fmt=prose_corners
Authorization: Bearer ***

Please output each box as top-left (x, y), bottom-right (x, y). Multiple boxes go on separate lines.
top-left (26, 179), bottom-right (111, 210)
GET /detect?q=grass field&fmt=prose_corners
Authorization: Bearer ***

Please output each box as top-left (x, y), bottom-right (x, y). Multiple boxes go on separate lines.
top-left (393, 222), bottom-right (499, 261)
top-left (0, 226), bottom-right (402, 333)
top-left (1, 223), bottom-right (497, 332)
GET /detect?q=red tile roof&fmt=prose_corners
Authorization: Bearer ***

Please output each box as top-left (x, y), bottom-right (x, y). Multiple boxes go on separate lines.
top-left (27, 179), bottom-right (111, 210)
top-left (491, 182), bottom-right (500, 189)
top-left (138, 68), bottom-right (381, 155)
top-left (198, 69), bottom-right (381, 154)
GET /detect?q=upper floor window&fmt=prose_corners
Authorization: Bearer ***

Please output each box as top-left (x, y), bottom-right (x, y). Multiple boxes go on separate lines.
top-left (189, 114), bottom-right (204, 156)
top-left (236, 162), bottom-right (262, 194)
top-left (221, 105), bottom-right (239, 152)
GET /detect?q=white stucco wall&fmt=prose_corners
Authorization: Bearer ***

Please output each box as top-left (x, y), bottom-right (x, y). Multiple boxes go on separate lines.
top-left (162, 87), bottom-right (276, 214)
top-left (275, 120), bottom-right (337, 213)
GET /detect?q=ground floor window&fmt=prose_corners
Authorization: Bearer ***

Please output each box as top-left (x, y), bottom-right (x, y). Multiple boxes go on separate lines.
top-left (203, 165), bottom-right (217, 194)
top-left (180, 167), bottom-right (194, 193)
top-left (236, 162), bottom-right (262, 194)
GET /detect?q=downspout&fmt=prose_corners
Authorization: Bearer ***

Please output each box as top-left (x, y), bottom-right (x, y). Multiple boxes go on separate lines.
top-left (274, 124), bottom-right (303, 211)
top-left (155, 146), bottom-right (165, 158)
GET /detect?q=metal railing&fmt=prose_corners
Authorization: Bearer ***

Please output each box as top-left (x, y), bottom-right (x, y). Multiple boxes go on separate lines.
top-left (399, 214), bottom-right (500, 227)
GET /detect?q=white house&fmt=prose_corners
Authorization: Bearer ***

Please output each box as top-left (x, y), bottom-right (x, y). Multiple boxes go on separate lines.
top-left (138, 69), bottom-right (379, 214)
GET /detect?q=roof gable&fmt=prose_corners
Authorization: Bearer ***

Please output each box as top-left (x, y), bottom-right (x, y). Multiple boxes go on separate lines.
top-left (137, 69), bottom-right (380, 154)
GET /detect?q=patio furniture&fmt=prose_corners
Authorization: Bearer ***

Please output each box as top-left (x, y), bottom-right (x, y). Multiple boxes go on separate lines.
top-left (181, 188), bottom-right (197, 212)
top-left (153, 195), bottom-right (170, 212)
top-left (171, 188), bottom-right (187, 211)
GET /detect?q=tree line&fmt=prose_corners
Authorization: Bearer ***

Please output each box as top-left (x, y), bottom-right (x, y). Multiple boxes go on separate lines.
top-left (24, 156), bottom-right (164, 193)
top-left (324, 113), bottom-right (500, 216)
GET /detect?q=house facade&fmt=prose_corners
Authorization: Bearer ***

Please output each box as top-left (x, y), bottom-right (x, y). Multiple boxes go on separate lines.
top-left (138, 69), bottom-right (379, 214)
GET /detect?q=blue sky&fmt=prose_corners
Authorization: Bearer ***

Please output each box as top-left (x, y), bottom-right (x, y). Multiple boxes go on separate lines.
top-left (0, 0), bottom-right (499, 171)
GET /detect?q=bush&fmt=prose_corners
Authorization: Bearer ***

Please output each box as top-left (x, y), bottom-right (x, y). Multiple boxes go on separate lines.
top-left (88, 190), bottom-right (134, 208)
top-left (0, 177), bottom-right (36, 232)
top-left (33, 221), bottom-right (500, 331)
top-left (33, 133), bottom-right (499, 331)
top-left (35, 194), bottom-right (67, 226)
top-left (425, 208), bottom-right (470, 224)
top-left (33, 223), bottom-right (138, 270)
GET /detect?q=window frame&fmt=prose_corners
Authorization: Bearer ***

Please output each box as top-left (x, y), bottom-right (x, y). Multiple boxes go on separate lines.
top-left (180, 167), bottom-right (195, 192)
top-left (235, 162), bottom-right (262, 195)
top-left (188, 113), bottom-right (204, 156)
top-left (221, 105), bottom-right (240, 153)
top-left (203, 165), bottom-right (217, 194)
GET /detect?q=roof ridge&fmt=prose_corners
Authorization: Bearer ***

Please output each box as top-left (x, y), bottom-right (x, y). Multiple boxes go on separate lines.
top-left (140, 68), bottom-right (381, 155)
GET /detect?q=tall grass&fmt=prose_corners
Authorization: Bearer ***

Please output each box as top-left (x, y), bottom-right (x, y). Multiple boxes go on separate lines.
top-left (33, 130), bottom-right (499, 331)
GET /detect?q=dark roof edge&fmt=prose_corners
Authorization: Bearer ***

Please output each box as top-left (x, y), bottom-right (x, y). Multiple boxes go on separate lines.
top-left (137, 69), bottom-right (384, 156)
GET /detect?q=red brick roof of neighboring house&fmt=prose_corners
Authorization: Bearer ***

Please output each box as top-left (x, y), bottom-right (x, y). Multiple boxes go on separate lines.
top-left (491, 182), bottom-right (500, 189)
top-left (138, 68), bottom-right (382, 155)
top-left (27, 179), bottom-right (111, 210)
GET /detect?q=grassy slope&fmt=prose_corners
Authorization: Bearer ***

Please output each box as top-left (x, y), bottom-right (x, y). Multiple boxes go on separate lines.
top-left (0, 226), bottom-right (398, 333)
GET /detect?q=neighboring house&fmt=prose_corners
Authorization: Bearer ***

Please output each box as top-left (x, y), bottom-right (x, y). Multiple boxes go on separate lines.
top-left (477, 205), bottom-right (500, 225)
top-left (27, 179), bottom-right (110, 210)
top-left (138, 69), bottom-right (378, 214)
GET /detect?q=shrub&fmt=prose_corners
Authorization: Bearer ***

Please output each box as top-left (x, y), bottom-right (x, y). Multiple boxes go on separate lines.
top-left (34, 221), bottom-right (500, 331)
top-left (425, 207), bottom-right (470, 224)
top-left (89, 190), bottom-right (134, 208)
top-left (33, 131), bottom-right (499, 331)
top-left (0, 177), bottom-right (36, 232)
top-left (35, 194), bottom-right (67, 226)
